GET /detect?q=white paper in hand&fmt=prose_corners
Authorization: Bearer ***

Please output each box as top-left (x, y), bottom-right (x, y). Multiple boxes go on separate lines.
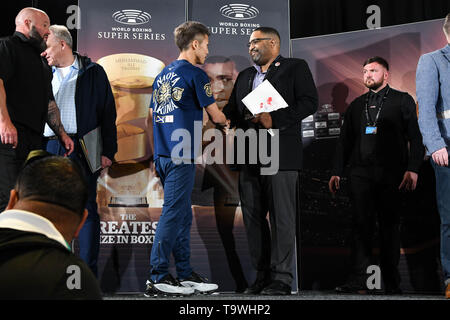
top-left (241, 80), bottom-right (288, 115)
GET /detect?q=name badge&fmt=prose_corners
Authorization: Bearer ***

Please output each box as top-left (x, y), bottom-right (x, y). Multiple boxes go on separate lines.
top-left (365, 126), bottom-right (377, 135)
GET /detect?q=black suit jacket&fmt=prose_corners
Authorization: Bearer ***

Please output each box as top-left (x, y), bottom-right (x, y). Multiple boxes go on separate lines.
top-left (332, 86), bottom-right (424, 182)
top-left (223, 56), bottom-right (318, 170)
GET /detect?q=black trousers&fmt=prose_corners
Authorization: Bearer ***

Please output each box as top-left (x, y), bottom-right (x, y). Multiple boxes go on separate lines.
top-left (0, 127), bottom-right (42, 212)
top-left (348, 168), bottom-right (402, 289)
top-left (238, 165), bottom-right (299, 286)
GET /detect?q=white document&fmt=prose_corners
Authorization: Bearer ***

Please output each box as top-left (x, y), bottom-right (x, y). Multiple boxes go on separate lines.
top-left (241, 80), bottom-right (288, 115)
top-left (241, 80), bottom-right (288, 136)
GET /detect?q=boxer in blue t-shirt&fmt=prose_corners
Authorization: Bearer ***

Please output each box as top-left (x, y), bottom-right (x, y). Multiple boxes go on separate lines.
top-left (145, 21), bottom-right (227, 297)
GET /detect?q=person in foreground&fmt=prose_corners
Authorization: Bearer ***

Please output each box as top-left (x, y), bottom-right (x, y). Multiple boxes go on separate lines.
top-left (145, 21), bottom-right (227, 297)
top-left (0, 151), bottom-right (101, 299)
top-left (0, 8), bottom-right (73, 213)
top-left (223, 27), bottom-right (318, 295)
top-left (329, 56), bottom-right (424, 294)
top-left (42, 24), bottom-right (117, 277)
top-left (415, 13), bottom-right (450, 299)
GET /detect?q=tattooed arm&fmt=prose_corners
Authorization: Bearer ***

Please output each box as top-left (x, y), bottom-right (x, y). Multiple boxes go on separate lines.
top-left (47, 99), bottom-right (74, 156)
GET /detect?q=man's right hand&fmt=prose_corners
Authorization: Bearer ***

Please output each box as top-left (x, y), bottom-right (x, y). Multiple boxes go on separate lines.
top-left (432, 147), bottom-right (449, 167)
top-left (205, 102), bottom-right (227, 125)
top-left (0, 119), bottom-right (18, 148)
top-left (328, 176), bottom-right (341, 194)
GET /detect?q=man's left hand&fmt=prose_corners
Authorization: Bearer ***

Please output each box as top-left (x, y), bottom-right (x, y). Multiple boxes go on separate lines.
top-left (101, 156), bottom-right (113, 168)
top-left (257, 112), bottom-right (273, 129)
top-left (59, 132), bottom-right (74, 156)
top-left (398, 171), bottom-right (418, 191)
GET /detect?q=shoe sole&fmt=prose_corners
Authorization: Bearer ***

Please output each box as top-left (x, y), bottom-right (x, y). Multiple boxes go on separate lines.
top-left (260, 291), bottom-right (291, 296)
top-left (144, 292), bottom-right (193, 298)
top-left (144, 287), bottom-right (195, 298)
top-left (194, 289), bottom-right (218, 295)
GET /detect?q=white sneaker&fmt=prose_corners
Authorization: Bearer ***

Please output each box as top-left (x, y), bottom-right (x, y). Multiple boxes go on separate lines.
top-left (178, 272), bottom-right (218, 294)
top-left (144, 274), bottom-right (195, 297)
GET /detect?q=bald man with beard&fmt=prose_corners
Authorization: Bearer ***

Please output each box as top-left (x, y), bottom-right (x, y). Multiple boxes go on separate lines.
top-left (0, 8), bottom-right (74, 212)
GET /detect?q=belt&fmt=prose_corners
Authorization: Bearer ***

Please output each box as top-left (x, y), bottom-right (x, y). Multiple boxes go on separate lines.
top-left (437, 110), bottom-right (450, 120)
top-left (45, 134), bottom-right (77, 140)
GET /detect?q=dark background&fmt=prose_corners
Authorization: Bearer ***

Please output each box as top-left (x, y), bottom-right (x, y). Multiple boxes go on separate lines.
top-left (1, 0), bottom-right (449, 46)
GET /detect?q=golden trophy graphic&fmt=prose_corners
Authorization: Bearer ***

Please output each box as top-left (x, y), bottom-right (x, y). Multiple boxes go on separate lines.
top-left (97, 53), bottom-right (165, 212)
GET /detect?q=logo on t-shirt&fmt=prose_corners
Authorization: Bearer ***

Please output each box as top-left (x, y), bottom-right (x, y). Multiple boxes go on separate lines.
top-left (153, 72), bottom-right (183, 115)
top-left (172, 87), bottom-right (184, 101)
top-left (204, 83), bottom-right (212, 97)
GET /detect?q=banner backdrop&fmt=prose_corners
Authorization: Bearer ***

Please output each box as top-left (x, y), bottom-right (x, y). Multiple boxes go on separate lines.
top-left (78, 0), bottom-right (185, 293)
top-left (292, 19), bottom-right (445, 292)
top-left (78, 0), bottom-right (291, 293)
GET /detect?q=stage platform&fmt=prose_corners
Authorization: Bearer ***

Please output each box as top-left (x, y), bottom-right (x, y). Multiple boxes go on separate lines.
top-left (103, 290), bottom-right (444, 300)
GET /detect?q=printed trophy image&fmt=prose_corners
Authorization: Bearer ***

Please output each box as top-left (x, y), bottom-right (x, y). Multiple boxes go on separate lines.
top-left (97, 53), bottom-right (165, 211)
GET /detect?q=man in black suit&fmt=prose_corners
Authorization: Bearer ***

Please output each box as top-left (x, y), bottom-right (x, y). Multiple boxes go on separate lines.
top-left (223, 27), bottom-right (318, 295)
top-left (329, 56), bottom-right (424, 294)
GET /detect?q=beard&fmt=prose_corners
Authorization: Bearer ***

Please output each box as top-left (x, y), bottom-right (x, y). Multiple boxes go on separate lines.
top-left (28, 26), bottom-right (47, 51)
top-left (250, 49), bottom-right (269, 66)
top-left (364, 78), bottom-right (384, 91)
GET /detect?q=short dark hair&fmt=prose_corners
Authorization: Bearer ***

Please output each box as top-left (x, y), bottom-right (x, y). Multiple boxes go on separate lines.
top-left (174, 21), bottom-right (210, 51)
top-left (253, 27), bottom-right (281, 44)
top-left (363, 56), bottom-right (389, 71)
top-left (444, 13), bottom-right (450, 37)
top-left (15, 154), bottom-right (88, 216)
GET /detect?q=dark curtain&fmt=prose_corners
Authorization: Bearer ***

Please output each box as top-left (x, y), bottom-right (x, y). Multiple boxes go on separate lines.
top-left (1, 1), bottom-right (449, 46)
top-left (290, 0), bottom-right (450, 38)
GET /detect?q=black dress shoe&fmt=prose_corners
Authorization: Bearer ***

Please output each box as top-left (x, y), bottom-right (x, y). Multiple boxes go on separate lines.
top-left (384, 286), bottom-right (402, 295)
top-left (260, 280), bottom-right (291, 296)
top-left (335, 283), bottom-right (368, 294)
top-left (235, 283), bottom-right (248, 294)
top-left (243, 278), bottom-right (271, 295)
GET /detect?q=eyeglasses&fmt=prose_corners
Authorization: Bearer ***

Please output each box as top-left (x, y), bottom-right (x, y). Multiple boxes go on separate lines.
top-left (247, 38), bottom-right (272, 47)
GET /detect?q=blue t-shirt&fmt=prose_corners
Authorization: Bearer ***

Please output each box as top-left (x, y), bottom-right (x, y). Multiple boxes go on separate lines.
top-left (150, 59), bottom-right (215, 161)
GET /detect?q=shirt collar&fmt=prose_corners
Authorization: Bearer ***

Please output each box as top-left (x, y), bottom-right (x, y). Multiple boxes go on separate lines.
top-left (0, 209), bottom-right (70, 250)
top-left (52, 55), bottom-right (79, 74)
top-left (253, 64), bottom-right (266, 75)
top-left (370, 83), bottom-right (389, 97)
top-left (252, 55), bottom-right (282, 75)
top-left (13, 31), bottom-right (44, 52)
top-left (443, 43), bottom-right (450, 53)
top-left (13, 31), bottom-right (28, 42)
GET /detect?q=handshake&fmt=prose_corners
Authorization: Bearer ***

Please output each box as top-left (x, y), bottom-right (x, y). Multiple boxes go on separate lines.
top-left (206, 102), bottom-right (274, 136)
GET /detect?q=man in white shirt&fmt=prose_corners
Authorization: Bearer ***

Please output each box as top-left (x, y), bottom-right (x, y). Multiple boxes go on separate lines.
top-left (42, 25), bottom-right (117, 277)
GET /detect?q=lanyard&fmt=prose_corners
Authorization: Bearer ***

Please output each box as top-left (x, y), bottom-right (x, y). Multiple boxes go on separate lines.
top-left (364, 87), bottom-right (390, 126)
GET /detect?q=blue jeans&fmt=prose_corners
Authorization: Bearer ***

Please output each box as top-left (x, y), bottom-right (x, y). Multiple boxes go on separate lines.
top-left (45, 138), bottom-right (100, 277)
top-left (150, 157), bottom-right (195, 282)
top-left (431, 159), bottom-right (450, 285)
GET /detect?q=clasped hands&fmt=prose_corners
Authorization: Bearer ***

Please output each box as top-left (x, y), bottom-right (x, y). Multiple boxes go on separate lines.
top-left (216, 112), bottom-right (272, 134)
top-left (216, 119), bottom-right (231, 134)
top-left (251, 112), bottom-right (272, 129)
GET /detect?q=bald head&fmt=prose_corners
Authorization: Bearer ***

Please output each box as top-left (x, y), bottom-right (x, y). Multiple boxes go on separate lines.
top-left (15, 7), bottom-right (48, 27)
top-left (15, 7), bottom-right (50, 48)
